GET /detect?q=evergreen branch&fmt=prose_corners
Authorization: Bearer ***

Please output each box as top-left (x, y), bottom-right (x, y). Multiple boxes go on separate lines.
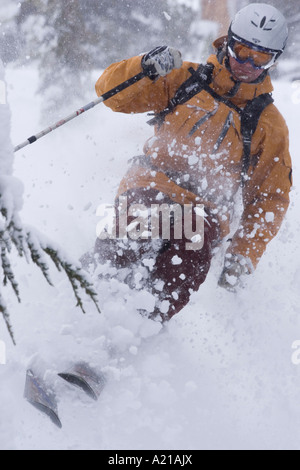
top-left (9, 222), bottom-right (27, 258)
top-left (0, 212), bottom-right (101, 344)
top-left (1, 244), bottom-right (21, 302)
top-left (43, 246), bottom-right (101, 314)
top-left (26, 235), bottom-right (54, 286)
top-left (0, 219), bottom-right (18, 343)
top-left (43, 246), bottom-right (61, 272)
top-left (0, 208), bottom-right (27, 258)
top-left (0, 294), bottom-right (16, 346)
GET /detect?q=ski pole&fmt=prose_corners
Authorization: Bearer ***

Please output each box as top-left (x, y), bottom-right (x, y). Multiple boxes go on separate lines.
top-left (14, 71), bottom-right (147, 153)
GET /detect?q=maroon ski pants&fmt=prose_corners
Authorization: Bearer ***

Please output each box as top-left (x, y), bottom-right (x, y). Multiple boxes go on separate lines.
top-left (94, 189), bottom-right (220, 321)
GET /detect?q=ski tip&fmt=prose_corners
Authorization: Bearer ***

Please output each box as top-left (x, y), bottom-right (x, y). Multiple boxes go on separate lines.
top-left (58, 372), bottom-right (98, 401)
top-left (24, 369), bottom-right (62, 429)
top-left (58, 362), bottom-right (106, 401)
top-left (29, 401), bottom-right (62, 429)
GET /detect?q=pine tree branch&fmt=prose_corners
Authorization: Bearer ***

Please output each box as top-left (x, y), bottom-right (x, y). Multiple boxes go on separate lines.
top-left (0, 209), bottom-right (101, 344)
top-left (43, 246), bottom-right (101, 314)
top-left (1, 244), bottom-right (21, 302)
top-left (26, 235), bottom-right (54, 287)
top-left (9, 222), bottom-right (26, 258)
top-left (0, 294), bottom-right (16, 346)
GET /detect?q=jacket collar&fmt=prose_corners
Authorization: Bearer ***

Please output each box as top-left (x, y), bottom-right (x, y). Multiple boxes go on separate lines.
top-left (207, 52), bottom-right (273, 107)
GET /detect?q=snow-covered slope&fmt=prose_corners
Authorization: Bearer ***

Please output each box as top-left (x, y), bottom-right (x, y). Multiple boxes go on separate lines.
top-left (0, 66), bottom-right (300, 450)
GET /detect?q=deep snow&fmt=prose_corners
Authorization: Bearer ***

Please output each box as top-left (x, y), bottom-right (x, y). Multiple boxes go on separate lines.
top-left (0, 64), bottom-right (300, 450)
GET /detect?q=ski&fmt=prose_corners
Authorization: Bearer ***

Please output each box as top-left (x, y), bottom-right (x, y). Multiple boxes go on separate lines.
top-left (58, 362), bottom-right (106, 401)
top-left (24, 369), bottom-right (62, 429)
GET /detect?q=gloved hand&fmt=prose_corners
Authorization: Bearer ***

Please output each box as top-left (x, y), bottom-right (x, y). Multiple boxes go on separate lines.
top-left (218, 254), bottom-right (252, 293)
top-left (142, 46), bottom-right (182, 79)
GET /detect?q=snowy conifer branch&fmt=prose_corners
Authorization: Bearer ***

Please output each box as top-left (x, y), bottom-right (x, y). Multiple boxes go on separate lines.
top-left (1, 244), bottom-right (21, 302)
top-left (0, 211), bottom-right (24, 341)
top-left (8, 221), bottom-right (26, 258)
top-left (0, 214), bottom-right (33, 342)
top-left (0, 217), bottom-right (101, 344)
top-left (26, 234), bottom-right (54, 287)
top-left (0, 299), bottom-right (16, 346)
top-left (43, 246), bottom-right (101, 314)
top-left (25, 230), bottom-right (101, 314)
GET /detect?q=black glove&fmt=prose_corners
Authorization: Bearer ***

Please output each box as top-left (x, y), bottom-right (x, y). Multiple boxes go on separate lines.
top-left (142, 46), bottom-right (182, 80)
top-left (218, 254), bottom-right (252, 293)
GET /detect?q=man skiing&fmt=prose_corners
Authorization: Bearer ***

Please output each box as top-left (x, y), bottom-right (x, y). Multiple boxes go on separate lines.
top-left (92, 3), bottom-right (292, 321)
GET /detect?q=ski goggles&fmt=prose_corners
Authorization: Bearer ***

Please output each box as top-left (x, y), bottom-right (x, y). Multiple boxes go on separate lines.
top-left (228, 39), bottom-right (278, 70)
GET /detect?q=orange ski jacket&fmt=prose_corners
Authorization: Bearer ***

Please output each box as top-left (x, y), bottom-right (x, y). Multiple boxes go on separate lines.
top-left (95, 48), bottom-right (292, 269)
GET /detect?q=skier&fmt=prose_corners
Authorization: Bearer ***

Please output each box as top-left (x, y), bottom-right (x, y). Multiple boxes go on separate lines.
top-left (91, 3), bottom-right (292, 321)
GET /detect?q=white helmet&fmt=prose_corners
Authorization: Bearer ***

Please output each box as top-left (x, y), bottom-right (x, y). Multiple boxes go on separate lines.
top-left (229, 3), bottom-right (288, 54)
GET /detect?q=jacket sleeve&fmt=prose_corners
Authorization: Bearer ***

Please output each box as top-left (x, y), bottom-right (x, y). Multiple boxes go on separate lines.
top-left (95, 56), bottom-right (197, 115)
top-left (227, 104), bottom-right (292, 269)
